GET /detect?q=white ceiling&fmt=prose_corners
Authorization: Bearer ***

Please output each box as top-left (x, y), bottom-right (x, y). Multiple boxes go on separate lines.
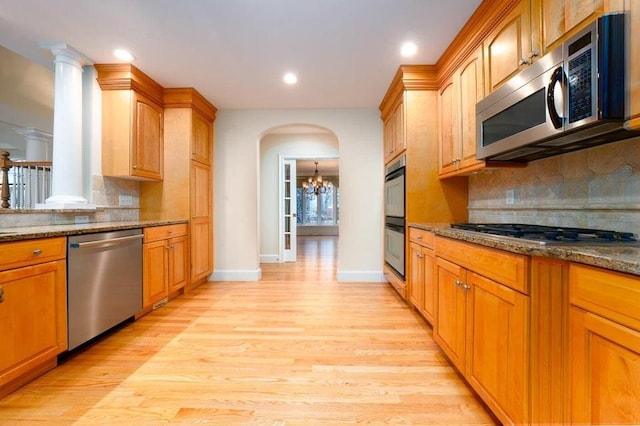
top-left (0, 0), bottom-right (482, 110)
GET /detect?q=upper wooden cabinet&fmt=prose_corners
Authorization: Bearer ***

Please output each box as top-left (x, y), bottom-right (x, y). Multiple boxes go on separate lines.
top-left (439, 47), bottom-right (486, 178)
top-left (483, 0), bottom-right (538, 94)
top-left (383, 101), bottom-right (405, 164)
top-left (96, 64), bottom-right (164, 181)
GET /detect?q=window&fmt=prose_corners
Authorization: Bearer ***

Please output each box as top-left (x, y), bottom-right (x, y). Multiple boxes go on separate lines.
top-left (297, 186), bottom-right (339, 226)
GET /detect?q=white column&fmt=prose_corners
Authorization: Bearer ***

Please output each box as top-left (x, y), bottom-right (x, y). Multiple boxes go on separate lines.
top-left (13, 127), bottom-right (52, 161)
top-left (36, 42), bottom-right (95, 209)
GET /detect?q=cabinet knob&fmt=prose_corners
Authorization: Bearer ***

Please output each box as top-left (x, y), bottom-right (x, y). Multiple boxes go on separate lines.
top-left (132, 165), bottom-right (138, 170)
top-left (529, 50), bottom-right (540, 59)
top-left (0, 285), bottom-right (4, 303)
top-left (32, 249), bottom-right (43, 256)
top-left (416, 235), bottom-right (422, 240)
top-left (455, 279), bottom-right (463, 287)
top-left (519, 57), bottom-right (532, 66)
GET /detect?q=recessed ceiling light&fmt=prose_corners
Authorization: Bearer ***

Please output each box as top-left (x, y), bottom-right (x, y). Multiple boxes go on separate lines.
top-left (114, 48), bottom-right (134, 62)
top-left (400, 41), bottom-right (418, 57)
top-left (283, 72), bottom-right (298, 85)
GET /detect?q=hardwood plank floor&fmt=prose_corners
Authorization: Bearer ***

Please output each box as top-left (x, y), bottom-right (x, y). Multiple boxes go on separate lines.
top-left (0, 236), bottom-right (495, 425)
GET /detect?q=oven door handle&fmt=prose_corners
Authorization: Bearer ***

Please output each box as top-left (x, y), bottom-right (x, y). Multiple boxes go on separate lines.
top-left (385, 166), bottom-right (405, 182)
top-left (385, 223), bottom-right (405, 234)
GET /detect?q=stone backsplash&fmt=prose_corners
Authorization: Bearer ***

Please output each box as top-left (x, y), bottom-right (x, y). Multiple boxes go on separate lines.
top-left (468, 137), bottom-right (640, 236)
top-left (0, 175), bottom-right (140, 228)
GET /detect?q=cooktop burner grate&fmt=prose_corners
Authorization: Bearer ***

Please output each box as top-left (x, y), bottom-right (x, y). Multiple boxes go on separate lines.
top-left (451, 223), bottom-right (637, 244)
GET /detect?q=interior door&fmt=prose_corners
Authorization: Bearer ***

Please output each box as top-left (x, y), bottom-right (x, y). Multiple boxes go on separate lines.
top-left (282, 159), bottom-right (297, 262)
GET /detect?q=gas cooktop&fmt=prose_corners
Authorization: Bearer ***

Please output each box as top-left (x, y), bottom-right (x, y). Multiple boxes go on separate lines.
top-left (450, 223), bottom-right (638, 245)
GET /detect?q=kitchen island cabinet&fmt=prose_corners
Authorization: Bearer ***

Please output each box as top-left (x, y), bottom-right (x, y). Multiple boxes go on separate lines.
top-left (96, 64), bottom-right (164, 181)
top-left (0, 237), bottom-right (67, 398)
top-left (434, 236), bottom-right (529, 426)
top-left (569, 263), bottom-right (640, 424)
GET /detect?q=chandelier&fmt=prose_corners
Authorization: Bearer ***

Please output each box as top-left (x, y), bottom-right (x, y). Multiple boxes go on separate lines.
top-left (302, 161), bottom-right (332, 195)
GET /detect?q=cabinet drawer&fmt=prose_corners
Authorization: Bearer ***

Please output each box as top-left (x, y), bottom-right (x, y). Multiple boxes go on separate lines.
top-left (435, 236), bottom-right (528, 294)
top-left (0, 237), bottom-right (66, 271)
top-left (409, 227), bottom-right (434, 248)
top-left (144, 224), bottom-right (188, 243)
top-left (570, 263), bottom-right (640, 332)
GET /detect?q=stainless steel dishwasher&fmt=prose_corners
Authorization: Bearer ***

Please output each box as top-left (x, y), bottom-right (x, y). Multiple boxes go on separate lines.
top-left (67, 228), bottom-right (143, 350)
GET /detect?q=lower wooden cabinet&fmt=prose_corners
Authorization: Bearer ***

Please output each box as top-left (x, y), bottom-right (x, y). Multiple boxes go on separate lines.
top-left (408, 228), bottom-right (435, 324)
top-left (434, 236), bottom-right (529, 425)
top-left (0, 238), bottom-right (67, 398)
top-left (569, 263), bottom-right (640, 424)
top-left (142, 224), bottom-right (189, 310)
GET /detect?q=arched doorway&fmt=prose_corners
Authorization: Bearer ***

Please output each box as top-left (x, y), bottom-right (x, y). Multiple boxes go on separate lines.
top-left (258, 124), bottom-right (339, 264)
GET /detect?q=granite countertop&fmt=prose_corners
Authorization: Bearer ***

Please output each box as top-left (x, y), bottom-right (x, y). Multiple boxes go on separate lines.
top-left (410, 223), bottom-right (640, 277)
top-left (0, 220), bottom-right (188, 242)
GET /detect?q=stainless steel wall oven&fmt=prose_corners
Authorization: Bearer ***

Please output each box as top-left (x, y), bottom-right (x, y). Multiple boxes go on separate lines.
top-left (384, 155), bottom-right (406, 278)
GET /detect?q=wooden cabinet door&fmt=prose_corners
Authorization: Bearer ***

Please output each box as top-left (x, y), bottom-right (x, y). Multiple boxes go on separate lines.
top-left (539, 0), bottom-right (567, 52)
top-left (143, 240), bottom-right (168, 307)
top-left (565, 0), bottom-right (603, 31)
top-left (192, 111), bottom-right (212, 165)
top-left (392, 102), bottom-right (405, 156)
top-left (570, 306), bottom-right (640, 424)
top-left (132, 92), bottom-right (163, 180)
top-left (484, 0), bottom-right (534, 94)
top-left (0, 260), bottom-right (66, 390)
top-left (383, 114), bottom-right (395, 163)
top-left (168, 235), bottom-right (189, 293)
top-left (438, 79), bottom-right (457, 175)
top-left (458, 47), bottom-right (484, 171)
top-left (191, 161), bottom-right (212, 282)
top-left (422, 247), bottom-right (436, 325)
top-left (408, 242), bottom-right (425, 312)
top-left (467, 272), bottom-right (529, 426)
top-left (434, 257), bottom-right (468, 372)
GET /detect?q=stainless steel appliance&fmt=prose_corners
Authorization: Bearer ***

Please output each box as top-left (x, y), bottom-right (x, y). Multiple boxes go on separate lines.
top-left (476, 14), bottom-right (636, 162)
top-left (451, 223), bottom-right (638, 246)
top-left (384, 155), bottom-right (406, 278)
top-left (67, 228), bottom-right (143, 350)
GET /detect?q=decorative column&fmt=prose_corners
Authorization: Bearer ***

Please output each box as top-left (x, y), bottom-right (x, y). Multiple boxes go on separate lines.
top-left (37, 42), bottom-right (94, 209)
top-left (13, 127), bottom-right (52, 161)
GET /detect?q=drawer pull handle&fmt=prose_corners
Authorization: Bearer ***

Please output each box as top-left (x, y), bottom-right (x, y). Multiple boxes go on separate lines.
top-left (32, 249), bottom-right (43, 256)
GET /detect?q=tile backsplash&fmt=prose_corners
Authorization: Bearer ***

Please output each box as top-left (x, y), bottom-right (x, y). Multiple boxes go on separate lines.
top-left (0, 175), bottom-right (140, 228)
top-left (468, 137), bottom-right (640, 236)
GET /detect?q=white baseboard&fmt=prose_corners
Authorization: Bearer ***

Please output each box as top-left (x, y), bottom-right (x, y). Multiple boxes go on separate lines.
top-left (209, 269), bottom-right (262, 281)
top-left (336, 270), bottom-right (387, 283)
top-left (259, 254), bottom-right (280, 263)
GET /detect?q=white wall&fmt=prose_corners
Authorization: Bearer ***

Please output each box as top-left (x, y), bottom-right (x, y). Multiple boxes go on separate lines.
top-left (259, 132), bottom-right (339, 262)
top-left (212, 108), bottom-right (384, 282)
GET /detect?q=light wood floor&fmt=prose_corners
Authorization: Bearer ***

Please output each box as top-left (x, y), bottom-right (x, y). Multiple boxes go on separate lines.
top-left (0, 236), bottom-right (495, 425)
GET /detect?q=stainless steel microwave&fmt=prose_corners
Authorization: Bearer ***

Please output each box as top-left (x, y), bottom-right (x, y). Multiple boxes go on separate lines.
top-left (476, 14), bottom-right (636, 162)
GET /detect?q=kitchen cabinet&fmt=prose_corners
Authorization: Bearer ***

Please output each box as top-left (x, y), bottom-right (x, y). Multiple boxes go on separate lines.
top-left (142, 224), bottom-right (189, 310)
top-left (0, 237), bottom-right (67, 398)
top-left (379, 66), bottom-right (469, 298)
top-left (483, 0), bottom-right (539, 94)
top-left (569, 263), bottom-right (640, 425)
top-left (439, 47), bottom-right (486, 178)
top-left (141, 88), bottom-right (216, 288)
top-left (535, 0), bottom-right (625, 53)
top-left (408, 228), bottom-right (435, 324)
top-left (434, 236), bottom-right (529, 426)
top-left (96, 64), bottom-right (164, 181)
top-left (383, 101), bottom-right (405, 164)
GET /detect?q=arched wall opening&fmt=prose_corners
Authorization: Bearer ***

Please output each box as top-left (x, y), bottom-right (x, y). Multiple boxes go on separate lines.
top-left (259, 124), bottom-right (339, 263)
top-left (211, 108), bottom-right (384, 282)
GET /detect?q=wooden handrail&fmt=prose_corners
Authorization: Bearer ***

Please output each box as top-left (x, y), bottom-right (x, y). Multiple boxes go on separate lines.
top-left (0, 151), bottom-right (52, 208)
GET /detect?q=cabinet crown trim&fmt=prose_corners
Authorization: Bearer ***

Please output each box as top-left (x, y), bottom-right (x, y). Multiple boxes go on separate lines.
top-left (163, 88), bottom-right (218, 122)
top-left (95, 63), bottom-right (164, 106)
top-left (379, 65), bottom-right (438, 120)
